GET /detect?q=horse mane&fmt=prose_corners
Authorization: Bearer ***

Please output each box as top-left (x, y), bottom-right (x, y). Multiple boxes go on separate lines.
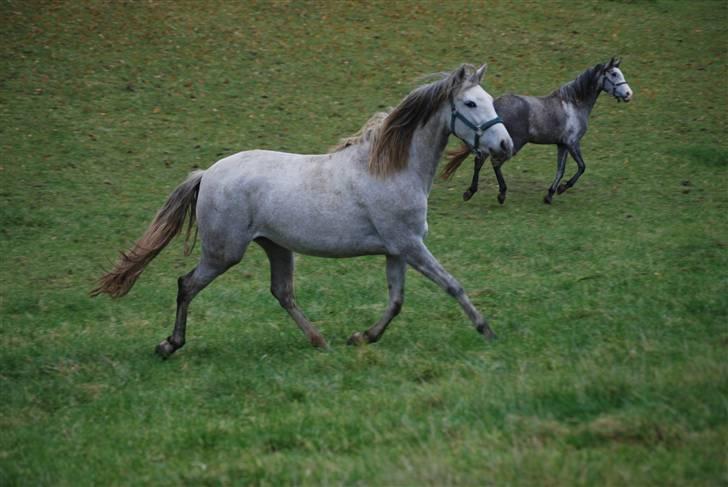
top-left (555, 62), bottom-right (606, 104)
top-left (368, 64), bottom-right (479, 177)
top-left (329, 110), bottom-right (390, 153)
top-left (329, 65), bottom-right (477, 178)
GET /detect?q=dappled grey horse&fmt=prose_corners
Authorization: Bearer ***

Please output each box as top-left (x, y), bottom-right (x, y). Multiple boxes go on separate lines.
top-left (92, 64), bottom-right (513, 357)
top-left (442, 57), bottom-right (632, 204)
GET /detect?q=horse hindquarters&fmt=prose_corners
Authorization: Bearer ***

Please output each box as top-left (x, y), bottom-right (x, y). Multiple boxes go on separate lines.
top-left (156, 175), bottom-right (255, 358)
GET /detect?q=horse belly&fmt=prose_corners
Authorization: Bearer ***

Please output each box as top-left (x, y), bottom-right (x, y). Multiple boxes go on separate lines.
top-left (258, 208), bottom-right (386, 257)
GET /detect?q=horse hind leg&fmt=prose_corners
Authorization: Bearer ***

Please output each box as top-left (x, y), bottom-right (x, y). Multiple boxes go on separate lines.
top-left (155, 246), bottom-right (247, 359)
top-left (256, 238), bottom-right (328, 349)
top-left (347, 255), bottom-right (406, 345)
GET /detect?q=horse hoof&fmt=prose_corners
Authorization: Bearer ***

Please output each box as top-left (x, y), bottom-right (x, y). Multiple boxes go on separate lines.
top-left (543, 194), bottom-right (553, 205)
top-left (463, 190), bottom-right (473, 201)
top-left (477, 323), bottom-right (497, 341)
top-left (310, 334), bottom-right (329, 349)
top-left (346, 331), bottom-right (368, 346)
top-left (155, 339), bottom-right (177, 359)
top-left (497, 193), bottom-right (506, 205)
top-left (557, 183), bottom-right (568, 194)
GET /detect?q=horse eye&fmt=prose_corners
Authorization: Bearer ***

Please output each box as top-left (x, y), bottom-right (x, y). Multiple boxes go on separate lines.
top-left (464, 101), bottom-right (477, 108)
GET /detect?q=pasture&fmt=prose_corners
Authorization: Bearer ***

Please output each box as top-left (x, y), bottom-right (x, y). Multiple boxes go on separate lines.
top-left (1, 1), bottom-right (726, 485)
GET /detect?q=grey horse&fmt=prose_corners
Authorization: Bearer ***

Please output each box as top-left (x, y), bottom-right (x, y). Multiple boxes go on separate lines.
top-left (92, 64), bottom-right (513, 357)
top-left (442, 57), bottom-right (632, 204)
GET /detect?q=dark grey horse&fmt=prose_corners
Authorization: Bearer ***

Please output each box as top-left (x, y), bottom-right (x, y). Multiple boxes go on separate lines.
top-left (441, 57), bottom-right (632, 204)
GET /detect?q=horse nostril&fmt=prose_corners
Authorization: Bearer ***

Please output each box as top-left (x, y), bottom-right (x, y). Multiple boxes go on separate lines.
top-left (500, 139), bottom-right (512, 156)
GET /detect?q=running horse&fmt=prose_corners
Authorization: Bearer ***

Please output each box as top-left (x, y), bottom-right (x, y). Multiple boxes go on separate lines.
top-left (441, 57), bottom-right (633, 204)
top-left (92, 64), bottom-right (513, 357)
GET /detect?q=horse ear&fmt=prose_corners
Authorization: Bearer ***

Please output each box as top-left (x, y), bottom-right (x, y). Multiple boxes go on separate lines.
top-left (473, 64), bottom-right (488, 83)
top-left (614, 57), bottom-right (622, 67)
top-left (455, 65), bottom-right (468, 82)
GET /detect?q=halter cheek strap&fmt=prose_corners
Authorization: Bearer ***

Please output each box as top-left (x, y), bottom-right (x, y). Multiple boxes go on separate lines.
top-left (450, 101), bottom-right (504, 156)
top-left (602, 75), bottom-right (628, 101)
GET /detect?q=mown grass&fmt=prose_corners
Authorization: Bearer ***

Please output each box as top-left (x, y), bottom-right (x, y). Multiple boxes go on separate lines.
top-left (1, 0), bottom-right (726, 485)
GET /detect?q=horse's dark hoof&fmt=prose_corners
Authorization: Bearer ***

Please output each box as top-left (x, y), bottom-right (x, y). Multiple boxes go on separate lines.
top-left (463, 190), bottom-right (473, 201)
top-left (309, 334), bottom-right (329, 349)
top-left (544, 194), bottom-right (553, 204)
top-left (155, 338), bottom-right (178, 359)
top-left (557, 183), bottom-right (569, 194)
top-left (477, 323), bottom-right (497, 341)
top-left (346, 331), bottom-right (368, 346)
top-left (497, 193), bottom-right (506, 205)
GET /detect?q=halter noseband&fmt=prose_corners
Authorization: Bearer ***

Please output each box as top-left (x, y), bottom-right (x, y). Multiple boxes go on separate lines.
top-left (602, 74), bottom-right (629, 102)
top-left (450, 100), bottom-right (504, 156)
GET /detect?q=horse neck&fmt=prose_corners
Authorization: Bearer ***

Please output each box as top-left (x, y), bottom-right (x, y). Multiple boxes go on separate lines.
top-left (406, 111), bottom-right (451, 194)
top-left (559, 70), bottom-right (603, 115)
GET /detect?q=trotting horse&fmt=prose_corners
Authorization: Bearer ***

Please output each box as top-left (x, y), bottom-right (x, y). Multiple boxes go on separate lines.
top-left (92, 64), bottom-right (513, 357)
top-left (441, 57), bottom-right (632, 204)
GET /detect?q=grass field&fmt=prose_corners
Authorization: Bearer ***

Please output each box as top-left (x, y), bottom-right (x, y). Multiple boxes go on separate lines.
top-left (1, 0), bottom-right (726, 485)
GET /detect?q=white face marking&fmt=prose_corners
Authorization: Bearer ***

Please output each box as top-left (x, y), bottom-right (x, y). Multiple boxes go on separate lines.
top-left (453, 84), bottom-right (512, 157)
top-left (604, 67), bottom-right (633, 102)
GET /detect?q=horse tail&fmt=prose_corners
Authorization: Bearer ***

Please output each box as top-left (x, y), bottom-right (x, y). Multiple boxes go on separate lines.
top-left (91, 170), bottom-right (204, 298)
top-left (440, 144), bottom-right (472, 180)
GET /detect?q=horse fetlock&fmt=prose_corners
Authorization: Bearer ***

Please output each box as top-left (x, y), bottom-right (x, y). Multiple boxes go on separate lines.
top-left (309, 333), bottom-right (329, 349)
top-left (155, 336), bottom-right (183, 359)
top-left (557, 182), bottom-right (570, 194)
top-left (476, 322), bottom-right (497, 341)
top-left (346, 331), bottom-right (370, 346)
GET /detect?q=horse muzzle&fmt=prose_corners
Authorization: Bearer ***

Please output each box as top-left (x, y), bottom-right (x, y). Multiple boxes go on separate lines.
top-left (492, 136), bottom-right (513, 162)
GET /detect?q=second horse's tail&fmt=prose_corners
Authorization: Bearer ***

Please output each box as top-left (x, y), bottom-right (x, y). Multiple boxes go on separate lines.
top-left (440, 143), bottom-right (472, 180)
top-left (91, 170), bottom-right (204, 298)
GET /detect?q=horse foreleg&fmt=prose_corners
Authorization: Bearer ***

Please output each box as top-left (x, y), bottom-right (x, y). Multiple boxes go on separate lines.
top-left (545, 144), bottom-right (568, 204)
top-left (463, 154), bottom-right (487, 201)
top-left (347, 255), bottom-right (406, 345)
top-left (558, 144), bottom-right (586, 194)
top-left (258, 238), bottom-right (327, 349)
top-left (403, 242), bottom-right (496, 340)
top-left (493, 160), bottom-right (508, 204)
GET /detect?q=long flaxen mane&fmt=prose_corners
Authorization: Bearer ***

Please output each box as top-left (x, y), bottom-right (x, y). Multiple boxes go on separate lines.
top-left (329, 110), bottom-right (390, 153)
top-left (331, 64), bottom-right (477, 178)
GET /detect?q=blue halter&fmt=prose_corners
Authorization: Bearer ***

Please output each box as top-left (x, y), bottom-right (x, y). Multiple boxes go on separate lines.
top-left (450, 101), bottom-right (504, 156)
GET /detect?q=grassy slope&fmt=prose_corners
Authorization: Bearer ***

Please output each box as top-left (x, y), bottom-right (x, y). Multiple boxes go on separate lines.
top-left (1, 0), bottom-right (726, 485)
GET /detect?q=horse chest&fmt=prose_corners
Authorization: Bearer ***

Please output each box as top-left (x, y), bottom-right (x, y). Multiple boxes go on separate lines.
top-left (561, 102), bottom-right (587, 143)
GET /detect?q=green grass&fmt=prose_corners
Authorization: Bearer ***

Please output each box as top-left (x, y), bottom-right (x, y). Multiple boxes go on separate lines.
top-left (1, 0), bottom-right (726, 485)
